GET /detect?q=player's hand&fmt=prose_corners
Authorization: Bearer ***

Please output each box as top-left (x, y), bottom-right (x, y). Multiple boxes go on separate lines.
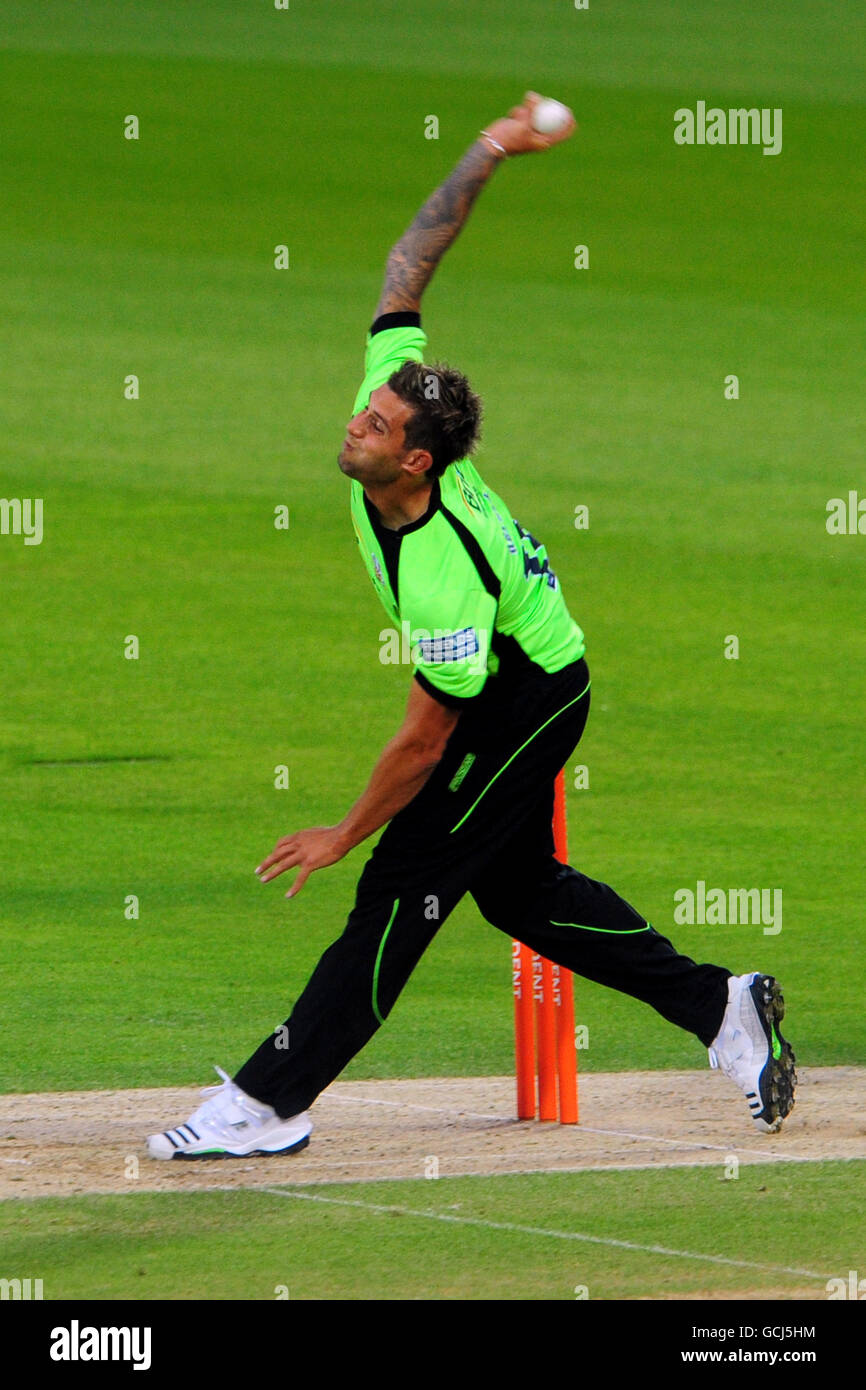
top-left (255, 826), bottom-right (348, 899)
top-left (482, 91), bottom-right (576, 157)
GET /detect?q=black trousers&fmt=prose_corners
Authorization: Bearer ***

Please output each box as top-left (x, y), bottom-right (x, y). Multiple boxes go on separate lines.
top-left (235, 657), bottom-right (731, 1119)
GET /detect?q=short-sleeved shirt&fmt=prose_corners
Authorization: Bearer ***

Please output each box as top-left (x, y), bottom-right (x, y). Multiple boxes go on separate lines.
top-left (349, 312), bottom-right (586, 708)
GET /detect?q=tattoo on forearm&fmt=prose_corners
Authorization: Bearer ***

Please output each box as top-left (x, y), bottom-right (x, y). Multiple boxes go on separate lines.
top-left (376, 143), bottom-right (499, 316)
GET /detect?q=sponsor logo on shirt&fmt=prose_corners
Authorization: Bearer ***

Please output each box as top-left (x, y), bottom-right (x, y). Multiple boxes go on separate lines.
top-left (378, 622), bottom-right (489, 674)
top-left (418, 627), bottom-right (479, 663)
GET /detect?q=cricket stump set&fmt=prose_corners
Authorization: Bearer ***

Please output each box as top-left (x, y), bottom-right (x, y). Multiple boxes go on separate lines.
top-left (512, 770), bottom-right (579, 1122)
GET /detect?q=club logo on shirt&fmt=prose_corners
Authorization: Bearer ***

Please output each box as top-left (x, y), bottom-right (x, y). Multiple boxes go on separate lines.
top-left (371, 552), bottom-right (383, 584)
top-left (455, 469), bottom-right (483, 514)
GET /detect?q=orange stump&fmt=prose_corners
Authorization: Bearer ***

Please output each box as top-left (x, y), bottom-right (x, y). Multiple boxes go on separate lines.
top-left (553, 774), bottom-right (578, 1123)
top-left (512, 770), bottom-right (579, 1124)
top-left (512, 940), bottom-right (535, 1120)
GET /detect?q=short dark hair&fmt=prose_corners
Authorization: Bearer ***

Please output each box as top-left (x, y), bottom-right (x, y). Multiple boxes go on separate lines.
top-left (386, 361), bottom-right (483, 478)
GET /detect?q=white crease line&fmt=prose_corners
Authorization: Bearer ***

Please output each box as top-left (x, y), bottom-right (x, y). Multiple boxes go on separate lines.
top-left (301, 1152), bottom-right (850, 1176)
top-left (575, 1124), bottom-right (795, 1160)
top-left (258, 1186), bottom-right (833, 1282)
top-left (324, 1092), bottom-right (509, 1123)
top-left (4, 1153), bottom-right (855, 1203)
top-left (239, 1152), bottom-right (853, 1181)
top-left (324, 1093), bottom-right (806, 1160)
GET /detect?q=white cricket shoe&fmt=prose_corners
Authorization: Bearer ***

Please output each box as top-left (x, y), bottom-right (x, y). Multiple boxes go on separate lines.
top-left (147, 1067), bottom-right (312, 1160)
top-left (708, 973), bottom-right (796, 1133)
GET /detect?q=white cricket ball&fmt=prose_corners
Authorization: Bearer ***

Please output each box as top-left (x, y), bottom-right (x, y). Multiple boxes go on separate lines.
top-left (531, 98), bottom-right (571, 135)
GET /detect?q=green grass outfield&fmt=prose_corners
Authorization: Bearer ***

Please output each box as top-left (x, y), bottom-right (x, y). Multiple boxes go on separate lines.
top-left (3, 1162), bottom-right (862, 1301)
top-left (1, 0), bottom-right (863, 1099)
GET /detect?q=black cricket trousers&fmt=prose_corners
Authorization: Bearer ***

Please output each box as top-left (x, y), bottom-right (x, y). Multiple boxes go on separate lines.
top-left (235, 656), bottom-right (731, 1119)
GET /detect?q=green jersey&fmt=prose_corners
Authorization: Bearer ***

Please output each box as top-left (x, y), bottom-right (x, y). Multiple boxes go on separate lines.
top-left (349, 317), bottom-right (586, 706)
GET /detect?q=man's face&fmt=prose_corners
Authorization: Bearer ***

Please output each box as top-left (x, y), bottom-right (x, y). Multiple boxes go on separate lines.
top-left (338, 385), bottom-right (418, 485)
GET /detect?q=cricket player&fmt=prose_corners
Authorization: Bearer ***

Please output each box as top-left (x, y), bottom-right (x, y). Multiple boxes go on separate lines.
top-left (148, 94), bottom-right (795, 1159)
